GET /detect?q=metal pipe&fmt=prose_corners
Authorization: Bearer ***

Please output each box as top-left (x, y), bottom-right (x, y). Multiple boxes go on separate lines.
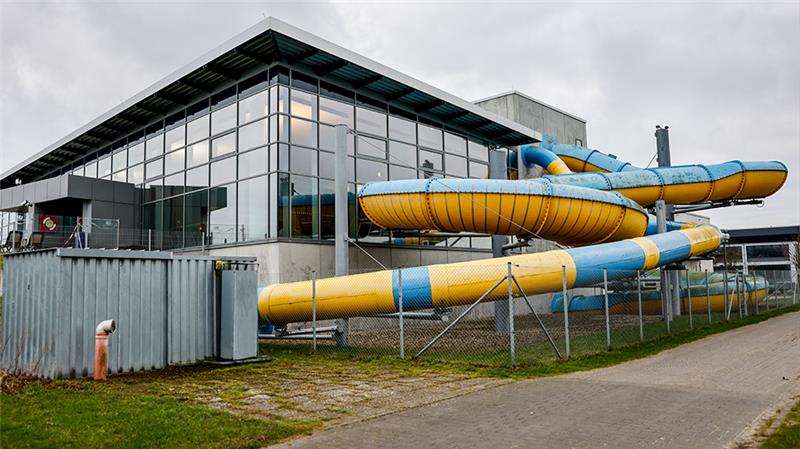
top-left (686, 269), bottom-right (692, 329)
top-left (399, 268), bottom-right (404, 359)
top-left (603, 268), bottom-right (610, 350)
top-left (508, 263), bottom-right (516, 368)
top-left (371, 312), bottom-right (448, 321)
top-left (93, 319), bottom-right (116, 381)
top-left (334, 124), bottom-right (349, 346)
top-left (637, 270), bottom-right (644, 342)
top-left (259, 334), bottom-right (335, 341)
top-left (311, 270), bottom-right (317, 352)
top-left (706, 270), bottom-right (711, 324)
top-left (562, 265), bottom-right (570, 359)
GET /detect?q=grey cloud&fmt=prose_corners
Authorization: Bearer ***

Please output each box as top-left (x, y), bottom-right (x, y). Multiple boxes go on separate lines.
top-left (1, 2), bottom-right (797, 228)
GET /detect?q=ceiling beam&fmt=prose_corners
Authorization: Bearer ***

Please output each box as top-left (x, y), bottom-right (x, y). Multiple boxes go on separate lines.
top-left (441, 110), bottom-right (470, 122)
top-left (155, 91), bottom-right (189, 106)
top-left (315, 59), bottom-right (348, 76)
top-left (414, 99), bottom-right (445, 113)
top-left (288, 48), bottom-right (319, 65)
top-left (203, 63), bottom-right (238, 80)
top-left (385, 87), bottom-right (415, 102)
top-left (178, 79), bottom-right (212, 93)
top-left (353, 74), bottom-right (383, 89)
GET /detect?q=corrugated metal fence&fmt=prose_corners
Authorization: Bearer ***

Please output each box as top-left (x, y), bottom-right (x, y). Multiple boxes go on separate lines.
top-left (0, 248), bottom-right (256, 378)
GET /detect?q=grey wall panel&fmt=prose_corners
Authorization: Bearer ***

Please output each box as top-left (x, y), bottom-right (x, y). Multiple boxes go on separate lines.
top-left (1, 249), bottom-right (254, 378)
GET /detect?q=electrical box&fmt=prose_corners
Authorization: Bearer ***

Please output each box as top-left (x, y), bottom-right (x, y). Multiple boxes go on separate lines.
top-left (220, 269), bottom-right (258, 360)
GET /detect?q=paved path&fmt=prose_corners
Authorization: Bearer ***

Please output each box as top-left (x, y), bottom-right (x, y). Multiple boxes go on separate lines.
top-left (273, 312), bottom-right (800, 449)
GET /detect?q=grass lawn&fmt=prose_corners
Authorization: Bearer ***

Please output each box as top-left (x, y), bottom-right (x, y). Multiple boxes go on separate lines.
top-left (761, 399), bottom-right (800, 449)
top-left (0, 381), bottom-right (315, 449)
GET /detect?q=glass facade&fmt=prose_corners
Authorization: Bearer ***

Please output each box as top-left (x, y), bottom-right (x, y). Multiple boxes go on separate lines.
top-left (62, 65), bottom-right (493, 250)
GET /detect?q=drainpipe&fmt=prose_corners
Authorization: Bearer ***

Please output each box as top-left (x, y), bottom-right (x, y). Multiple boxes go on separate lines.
top-left (94, 319), bottom-right (116, 380)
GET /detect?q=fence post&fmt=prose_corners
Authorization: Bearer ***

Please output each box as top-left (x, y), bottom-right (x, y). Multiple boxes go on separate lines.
top-left (793, 273), bottom-right (797, 305)
top-left (637, 270), bottom-right (643, 342)
top-left (562, 265), bottom-right (570, 359)
top-left (665, 272), bottom-right (672, 334)
top-left (723, 269), bottom-right (730, 321)
top-left (603, 268), bottom-right (611, 350)
top-left (735, 271), bottom-right (743, 319)
top-left (148, 229), bottom-right (152, 251)
top-left (398, 268), bottom-right (404, 359)
top-left (754, 271), bottom-right (759, 314)
top-left (311, 270), bottom-right (317, 353)
top-left (201, 231), bottom-right (205, 253)
top-left (686, 270), bottom-right (693, 330)
top-left (508, 263), bottom-right (516, 368)
top-left (706, 269), bottom-right (711, 325)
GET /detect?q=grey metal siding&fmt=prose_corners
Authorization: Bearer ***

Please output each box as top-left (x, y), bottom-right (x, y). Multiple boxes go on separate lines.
top-left (0, 249), bottom-right (255, 378)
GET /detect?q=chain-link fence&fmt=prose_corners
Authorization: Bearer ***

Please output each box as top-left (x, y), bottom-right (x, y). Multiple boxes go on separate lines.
top-left (259, 263), bottom-right (799, 369)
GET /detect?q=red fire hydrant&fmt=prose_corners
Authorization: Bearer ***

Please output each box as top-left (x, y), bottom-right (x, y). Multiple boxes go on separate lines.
top-left (94, 319), bottom-right (116, 380)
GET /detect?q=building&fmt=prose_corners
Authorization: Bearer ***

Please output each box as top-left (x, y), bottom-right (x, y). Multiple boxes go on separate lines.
top-left (712, 225), bottom-right (799, 286)
top-left (0, 18), bottom-right (586, 286)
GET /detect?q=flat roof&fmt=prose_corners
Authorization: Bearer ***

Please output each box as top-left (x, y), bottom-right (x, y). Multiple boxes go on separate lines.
top-left (473, 90), bottom-right (587, 124)
top-left (2, 17), bottom-right (542, 187)
top-left (726, 225), bottom-right (800, 239)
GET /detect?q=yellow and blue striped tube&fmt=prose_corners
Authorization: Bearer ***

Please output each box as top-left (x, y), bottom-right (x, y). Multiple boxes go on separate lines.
top-left (258, 225), bottom-right (721, 325)
top-left (357, 177), bottom-right (651, 244)
top-left (529, 136), bottom-right (788, 206)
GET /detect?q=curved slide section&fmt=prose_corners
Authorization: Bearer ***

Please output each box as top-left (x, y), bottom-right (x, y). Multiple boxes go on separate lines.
top-left (520, 138), bottom-right (788, 207)
top-left (551, 271), bottom-right (769, 315)
top-left (258, 225), bottom-right (721, 325)
top-left (357, 177), bottom-right (651, 244)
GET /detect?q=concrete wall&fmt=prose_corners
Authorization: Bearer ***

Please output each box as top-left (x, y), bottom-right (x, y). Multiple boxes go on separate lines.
top-left (476, 91), bottom-right (587, 147)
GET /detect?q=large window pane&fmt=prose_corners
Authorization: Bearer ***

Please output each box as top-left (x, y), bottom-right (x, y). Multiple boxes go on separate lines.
top-left (239, 90), bottom-right (268, 124)
top-left (291, 89), bottom-right (317, 120)
top-left (212, 132), bottom-right (236, 158)
top-left (84, 161), bottom-right (97, 178)
top-left (184, 189), bottom-right (208, 247)
top-left (163, 173), bottom-right (184, 197)
top-left (112, 170), bottom-right (126, 182)
top-left (129, 143), bottom-right (144, 165)
top-left (187, 140), bottom-right (209, 168)
top-left (320, 179), bottom-right (335, 239)
top-left (98, 156), bottom-right (111, 177)
top-left (112, 149), bottom-right (127, 172)
top-left (418, 124), bottom-right (442, 150)
top-left (290, 175), bottom-right (318, 239)
top-left (445, 154), bottom-right (468, 177)
top-left (389, 141), bottom-right (416, 167)
top-left (390, 165), bottom-right (416, 180)
top-left (211, 156), bottom-right (236, 186)
top-left (277, 86), bottom-right (289, 114)
top-left (165, 125), bottom-right (185, 152)
top-left (239, 118), bottom-right (268, 151)
top-left (444, 132), bottom-right (467, 156)
top-left (162, 196), bottom-right (184, 249)
top-left (356, 107), bottom-right (386, 137)
top-left (210, 184), bottom-right (237, 244)
top-left (389, 116), bottom-right (416, 143)
top-left (146, 134), bottom-right (163, 160)
top-left (746, 244), bottom-right (790, 262)
top-left (468, 140), bottom-right (488, 162)
top-left (238, 147), bottom-right (268, 179)
top-left (186, 115), bottom-right (209, 145)
top-left (357, 135), bottom-right (386, 159)
top-left (211, 103), bottom-right (236, 135)
top-left (469, 161), bottom-right (488, 179)
top-left (186, 165), bottom-right (209, 191)
top-left (356, 158), bottom-right (388, 183)
top-left (128, 164), bottom-right (144, 185)
top-left (290, 146), bottom-right (317, 176)
top-left (164, 149), bottom-right (185, 175)
top-left (320, 124), bottom-right (355, 154)
top-left (145, 159), bottom-right (164, 179)
top-left (239, 175), bottom-right (269, 242)
top-left (419, 149), bottom-right (443, 177)
top-left (319, 151), bottom-right (334, 179)
top-left (320, 97), bottom-right (354, 126)
top-left (290, 118), bottom-right (317, 148)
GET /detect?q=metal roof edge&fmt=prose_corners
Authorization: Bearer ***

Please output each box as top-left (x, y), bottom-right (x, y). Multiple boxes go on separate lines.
top-left (3, 17), bottom-right (543, 183)
top-left (473, 90), bottom-right (587, 124)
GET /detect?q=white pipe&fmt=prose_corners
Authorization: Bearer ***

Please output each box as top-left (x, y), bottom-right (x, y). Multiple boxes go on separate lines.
top-left (96, 319), bottom-right (116, 335)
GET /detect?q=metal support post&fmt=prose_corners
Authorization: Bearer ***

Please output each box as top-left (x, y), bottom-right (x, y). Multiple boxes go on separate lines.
top-left (148, 229), bottom-right (152, 251)
top-left (490, 149), bottom-right (510, 333)
top-left (735, 271), bottom-right (743, 319)
top-left (334, 124), bottom-right (350, 346)
top-left (311, 270), bottom-right (317, 352)
top-left (637, 270), bottom-right (644, 342)
top-left (705, 270), bottom-right (711, 324)
top-left (672, 269), bottom-right (681, 316)
top-left (507, 263), bottom-right (516, 368)
top-left (201, 231), bottom-right (205, 253)
top-left (603, 268), bottom-right (611, 350)
top-left (655, 200), bottom-right (671, 322)
top-left (723, 241), bottom-right (730, 321)
top-left (666, 282), bottom-right (672, 334)
top-left (562, 265), bottom-right (571, 359)
top-left (686, 270), bottom-right (692, 329)
top-left (398, 268), bottom-right (404, 359)
top-left (754, 271), bottom-right (759, 314)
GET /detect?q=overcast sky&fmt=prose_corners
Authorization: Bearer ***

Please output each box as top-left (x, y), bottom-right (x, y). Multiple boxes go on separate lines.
top-left (1, 1), bottom-right (798, 229)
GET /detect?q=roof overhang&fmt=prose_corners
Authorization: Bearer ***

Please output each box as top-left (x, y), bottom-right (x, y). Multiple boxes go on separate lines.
top-left (1, 17), bottom-right (541, 187)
